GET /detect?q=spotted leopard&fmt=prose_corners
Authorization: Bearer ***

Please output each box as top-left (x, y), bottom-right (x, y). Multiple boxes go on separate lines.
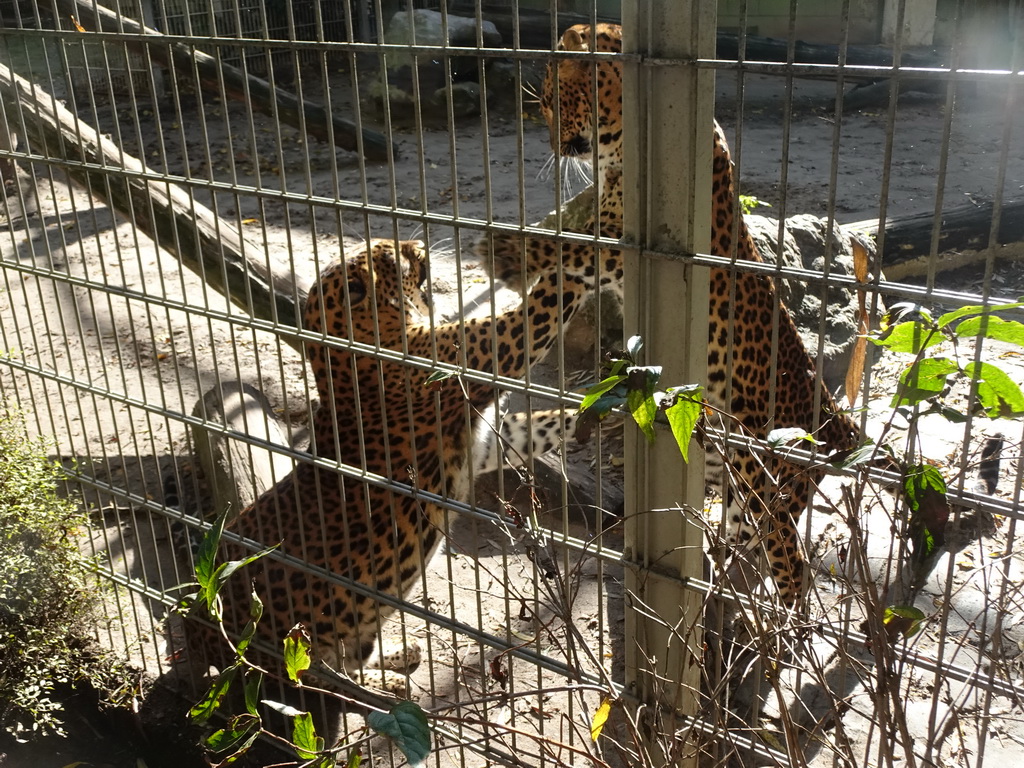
top-left (196, 238), bottom-right (593, 684)
top-left (478, 23), bottom-right (868, 605)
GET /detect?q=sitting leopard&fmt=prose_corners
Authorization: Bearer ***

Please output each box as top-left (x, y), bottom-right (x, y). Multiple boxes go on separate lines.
top-left (478, 23), bottom-right (870, 606)
top-left (201, 238), bottom-right (592, 685)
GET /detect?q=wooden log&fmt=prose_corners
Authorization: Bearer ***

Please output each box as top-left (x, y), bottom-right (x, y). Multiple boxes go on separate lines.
top-left (0, 62), bottom-right (305, 339)
top-left (53, 0), bottom-right (395, 161)
top-left (849, 198), bottom-right (1024, 279)
top-left (714, 32), bottom-right (946, 73)
top-left (191, 381), bottom-right (294, 520)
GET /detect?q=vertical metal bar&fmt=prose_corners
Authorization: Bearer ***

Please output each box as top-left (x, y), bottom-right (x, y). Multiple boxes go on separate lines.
top-left (621, 0), bottom-right (711, 743)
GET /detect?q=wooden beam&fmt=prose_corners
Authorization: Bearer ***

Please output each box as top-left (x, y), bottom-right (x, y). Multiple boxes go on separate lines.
top-left (0, 62), bottom-right (305, 341)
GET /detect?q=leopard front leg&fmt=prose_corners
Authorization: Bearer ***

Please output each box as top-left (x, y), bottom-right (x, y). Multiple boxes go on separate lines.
top-left (475, 231), bottom-right (624, 300)
top-left (720, 452), bottom-right (815, 607)
top-left (473, 406), bottom-right (579, 475)
top-left (475, 230), bottom-right (570, 293)
top-left (476, 168), bottom-right (624, 294)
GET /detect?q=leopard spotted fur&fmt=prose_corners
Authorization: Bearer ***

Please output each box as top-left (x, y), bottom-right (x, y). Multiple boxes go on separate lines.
top-left (479, 23), bottom-right (867, 605)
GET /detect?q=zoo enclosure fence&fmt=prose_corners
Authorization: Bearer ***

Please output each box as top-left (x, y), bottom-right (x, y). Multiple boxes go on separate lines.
top-left (1, 1), bottom-right (1023, 766)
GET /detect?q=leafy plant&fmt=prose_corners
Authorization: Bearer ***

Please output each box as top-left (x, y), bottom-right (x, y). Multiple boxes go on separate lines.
top-left (182, 511), bottom-right (431, 767)
top-left (0, 407), bottom-right (113, 741)
top-left (739, 194), bottom-right (772, 215)
top-left (869, 300), bottom-right (1024, 419)
top-left (578, 335), bottom-right (704, 462)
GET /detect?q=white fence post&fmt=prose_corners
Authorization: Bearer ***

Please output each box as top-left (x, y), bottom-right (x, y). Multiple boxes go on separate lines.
top-left (621, 2), bottom-right (714, 760)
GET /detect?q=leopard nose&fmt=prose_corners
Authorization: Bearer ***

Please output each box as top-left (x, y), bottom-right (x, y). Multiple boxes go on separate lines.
top-left (564, 134), bottom-right (591, 157)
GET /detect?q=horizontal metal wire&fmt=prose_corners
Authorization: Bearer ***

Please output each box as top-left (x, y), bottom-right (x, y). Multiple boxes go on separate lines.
top-left (4, 5), bottom-right (1021, 763)
top-left (10, 23), bottom-right (1024, 81)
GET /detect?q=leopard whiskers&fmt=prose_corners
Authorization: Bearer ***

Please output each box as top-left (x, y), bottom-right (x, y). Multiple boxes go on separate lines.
top-left (537, 154), bottom-right (594, 200)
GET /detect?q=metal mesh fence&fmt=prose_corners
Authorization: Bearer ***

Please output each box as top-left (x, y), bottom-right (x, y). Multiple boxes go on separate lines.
top-left (1, 1), bottom-right (1023, 766)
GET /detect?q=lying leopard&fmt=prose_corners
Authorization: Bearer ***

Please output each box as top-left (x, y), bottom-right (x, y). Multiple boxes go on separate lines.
top-left (478, 23), bottom-right (870, 606)
top-left (194, 238), bottom-right (594, 686)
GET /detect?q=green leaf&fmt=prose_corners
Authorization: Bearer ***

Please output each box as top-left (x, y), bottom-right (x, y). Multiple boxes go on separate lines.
top-left (883, 605), bottom-right (927, 639)
top-left (932, 404), bottom-right (969, 423)
top-left (423, 369), bottom-right (457, 390)
top-left (292, 711), bottom-right (325, 760)
top-left (766, 427), bottom-right (818, 447)
top-left (367, 701), bottom-right (431, 768)
top-left (828, 441), bottom-right (881, 470)
top-left (243, 670), bottom-right (263, 716)
top-left (190, 664), bottom-right (239, 724)
top-left (283, 625), bottom-right (312, 683)
top-left (937, 300), bottom-right (1024, 329)
top-left (204, 715), bottom-right (260, 761)
top-left (195, 510), bottom-right (229, 617)
top-left (904, 464), bottom-right (947, 509)
top-left (869, 320), bottom-right (943, 354)
top-left (954, 316), bottom-right (1024, 348)
top-left (904, 464), bottom-right (950, 564)
top-left (627, 386), bottom-right (658, 443)
top-left (579, 374), bottom-right (626, 413)
top-left (963, 361), bottom-right (1024, 418)
top-left (608, 358), bottom-right (629, 376)
top-left (574, 390), bottom-right (627, 444)
top-left (346, 752), bottom-right (363, 768)
top-left (663, 386), bottom-right (703, 463)
top-left (235, 589), bottom-right (263, 657)
top-left (891, 357), bottom-right (959, 409)
top-left (215, 544), bottom-right (278, 592)
top-left (627, 366), bottom-right (662, 442)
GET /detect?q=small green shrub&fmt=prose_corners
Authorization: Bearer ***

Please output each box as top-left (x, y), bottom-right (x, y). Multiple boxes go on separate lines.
top-left (0, 407), bottom-right (105, 741)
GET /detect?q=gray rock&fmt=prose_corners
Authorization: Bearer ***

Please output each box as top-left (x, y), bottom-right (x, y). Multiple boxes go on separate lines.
top-left (433, 81), bottom-right (481, 117)
top-left (385, 10), bottom-right (502, 68)
top-left (746, 213), bottom-right (885, 395)
top-left (375, 10), bottom-right (504, 119)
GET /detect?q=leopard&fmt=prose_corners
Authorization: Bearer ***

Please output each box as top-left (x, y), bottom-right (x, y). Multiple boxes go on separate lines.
top-left (477, 22), bottom-right (873, 607)
top-left (193, 238), bottom-right (595, 688)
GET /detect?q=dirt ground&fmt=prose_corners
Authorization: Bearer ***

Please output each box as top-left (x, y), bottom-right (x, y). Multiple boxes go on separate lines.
top-left (2, 37), bottom-right (1024, 767)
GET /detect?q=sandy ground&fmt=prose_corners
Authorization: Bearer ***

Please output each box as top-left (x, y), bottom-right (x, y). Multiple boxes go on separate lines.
top-left (2, 38), bottom-right (1024, 766)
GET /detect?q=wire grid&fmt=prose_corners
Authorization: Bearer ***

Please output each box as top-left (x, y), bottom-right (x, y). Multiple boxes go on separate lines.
top-left (63, 0), bottom-right (153, 99)
top-left (0, 0), bottom-right (1023, 766)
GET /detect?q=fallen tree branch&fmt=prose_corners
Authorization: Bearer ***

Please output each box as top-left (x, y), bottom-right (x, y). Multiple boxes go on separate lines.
top-left (0, 61), bottom-right (305, 343)
top-left (849, 198), bottom-right (1024, 279)
top-left (52, 0), bottom-right (395, 161)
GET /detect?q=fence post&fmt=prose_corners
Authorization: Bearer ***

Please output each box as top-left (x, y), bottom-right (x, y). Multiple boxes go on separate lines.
top-left (621, 2), bottom-right (714, 761)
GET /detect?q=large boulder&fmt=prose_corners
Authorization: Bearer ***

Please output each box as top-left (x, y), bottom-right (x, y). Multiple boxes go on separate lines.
top-left (385, 8), bottom-right (503, 78)
top-left (373, 9), bottom-right (505, 118)
top-left (746, 213), bottom-right (885, 394)
top-left (385, 9), bottom-right (502, 55)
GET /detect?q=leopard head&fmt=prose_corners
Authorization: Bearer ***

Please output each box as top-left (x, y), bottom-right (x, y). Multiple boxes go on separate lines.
top-left (540, 23), bottom-right (624, 175)
top-left (305, 239), bottom-right (430, 349)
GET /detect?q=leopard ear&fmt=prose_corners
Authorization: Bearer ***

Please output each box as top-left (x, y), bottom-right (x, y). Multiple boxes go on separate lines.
top-left (400, 240), bottom-right (425, 261)
top-left (400, 240), bottom-right (428, 284)
top-left (560, 27), bottom-right (588, 52)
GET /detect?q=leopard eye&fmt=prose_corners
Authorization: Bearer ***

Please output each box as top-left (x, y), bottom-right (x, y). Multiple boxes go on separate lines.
top-left (346, 278), bottom-right (366, 305)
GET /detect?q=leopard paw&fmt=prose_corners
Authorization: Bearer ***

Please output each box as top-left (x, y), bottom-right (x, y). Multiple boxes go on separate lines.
top-left (365, 638), bottom-right (422, 673)
top-left (474, 231), bottom-right (530, 291)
